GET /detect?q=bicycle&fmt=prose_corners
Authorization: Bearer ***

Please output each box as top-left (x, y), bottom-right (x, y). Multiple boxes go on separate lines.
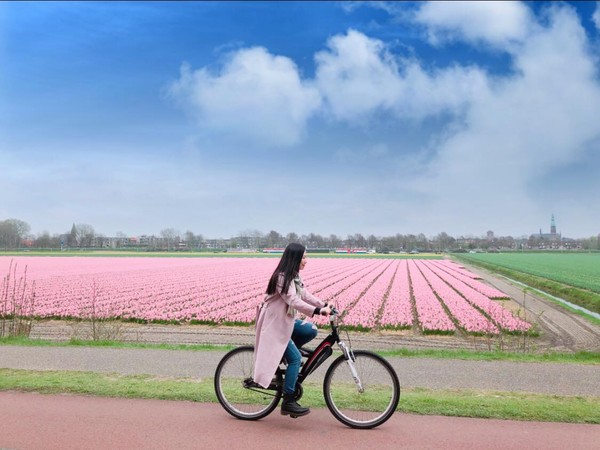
top-left (214, 308), bottom-right (400, 429)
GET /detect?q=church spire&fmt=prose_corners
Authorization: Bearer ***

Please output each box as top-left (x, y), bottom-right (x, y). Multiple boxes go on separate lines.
top-left (550, 214), bottom-right (556, 235)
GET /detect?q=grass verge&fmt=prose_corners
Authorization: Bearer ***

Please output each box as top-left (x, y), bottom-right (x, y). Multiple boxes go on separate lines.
top-left (380, 347), bottom-right (600, 364)
top-left (1, 368), bottom-right (597, 424)
top-left (0, 336), bottom-right (234, 352)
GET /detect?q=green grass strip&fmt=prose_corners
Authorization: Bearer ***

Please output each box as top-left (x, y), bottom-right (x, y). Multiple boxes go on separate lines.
top-left (0, 369), bottom-right (597, 424)
top-left (0, 336), bottom-right (237, 352)
top-left (400, 387), bottom-right (600, 424)
top-left (380, 347), bottom-right (600, 364)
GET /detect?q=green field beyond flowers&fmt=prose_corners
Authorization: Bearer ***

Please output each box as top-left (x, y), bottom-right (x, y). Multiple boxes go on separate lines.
top-left (455, 252), bottom-right (600, 315)
top-left (457, 253), bottom-right (600, 293)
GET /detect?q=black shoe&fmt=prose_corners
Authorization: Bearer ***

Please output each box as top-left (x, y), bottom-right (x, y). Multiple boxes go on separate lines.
top-left (243, 377), bottom-right (278, 390)
top-left (243, 378), bottom-right (260, 388)
top-left (281, 394), bottom-right (310, 417)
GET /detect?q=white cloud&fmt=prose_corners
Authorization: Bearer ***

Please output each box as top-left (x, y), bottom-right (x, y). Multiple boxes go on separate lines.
top-left (407, 4), bottom-right (600, 235)
top-left (168, 47), bottom-right (321, 148)
top-left (413, 1), bottom-right (532, 48)
top-left (593, 2), bottom-right (600, 30)
top-left (395, 63), bottom-right (489, 120)
top-left (314, 29), bottom-right (490, 122)
top-left (314, 29), bottom-right (403, 121)
top-left (170, 29), bottom-right (490, 140)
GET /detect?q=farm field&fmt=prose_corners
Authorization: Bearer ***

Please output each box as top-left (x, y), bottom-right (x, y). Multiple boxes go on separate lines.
top-left (0, 250), bottom-right (442, 259)
top-left (1, 256), bottom-right (530, 335)
top-left (455, 252), bottom-right (600, 294)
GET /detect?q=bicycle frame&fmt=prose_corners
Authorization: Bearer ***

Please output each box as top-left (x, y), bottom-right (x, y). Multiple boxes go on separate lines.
top-left (277, 310), bottom-right (363, 392)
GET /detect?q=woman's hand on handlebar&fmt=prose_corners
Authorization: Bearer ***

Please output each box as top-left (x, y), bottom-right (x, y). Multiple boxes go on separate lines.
top-left (320, 305), bottom-right (333, 316)
top-left (321, 305), bottom-right (340, 316)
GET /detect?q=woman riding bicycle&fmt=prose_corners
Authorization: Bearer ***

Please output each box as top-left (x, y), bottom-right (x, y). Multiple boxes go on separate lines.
top-left (253, 243), bottom-right (332, 417)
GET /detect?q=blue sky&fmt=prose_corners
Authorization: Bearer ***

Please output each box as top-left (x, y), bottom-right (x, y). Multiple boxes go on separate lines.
top-left (2, 1), bottom-right (600, 239)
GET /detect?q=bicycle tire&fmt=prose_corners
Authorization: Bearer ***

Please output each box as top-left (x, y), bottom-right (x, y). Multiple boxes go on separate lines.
top-left (323, 350), bottom-right (400, 429)
top-left (214, 345), bottom-right (282, 420)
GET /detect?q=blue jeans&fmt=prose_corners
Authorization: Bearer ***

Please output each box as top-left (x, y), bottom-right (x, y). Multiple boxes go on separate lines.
top-left (283, 319), bottom-right (318, 395)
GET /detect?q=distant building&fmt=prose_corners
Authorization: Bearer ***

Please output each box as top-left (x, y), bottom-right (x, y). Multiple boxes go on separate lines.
top-left (535, 213), bottom-right (562, 242)
top-left (335, 248), bottom-right (368, 254)
top-left (528, 214), bottom-right (579, 249)
top-left (263, 248), bottom-right (285, 253)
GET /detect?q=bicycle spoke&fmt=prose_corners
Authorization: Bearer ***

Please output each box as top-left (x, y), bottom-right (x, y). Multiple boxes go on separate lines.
top-left (324, 351), bottom-right (400, 429)
top-left (214, 346), bottom-right (281, 420)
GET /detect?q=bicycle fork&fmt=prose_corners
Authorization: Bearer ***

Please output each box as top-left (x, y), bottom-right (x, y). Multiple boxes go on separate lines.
top-left (337, 341), bottom-right (364, 393)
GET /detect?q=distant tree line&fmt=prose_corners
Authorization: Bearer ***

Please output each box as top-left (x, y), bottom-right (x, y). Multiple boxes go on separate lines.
top-left (0, 219), bottom-right (31, 249)
top-left (0, 218), bottom-right (598, 252)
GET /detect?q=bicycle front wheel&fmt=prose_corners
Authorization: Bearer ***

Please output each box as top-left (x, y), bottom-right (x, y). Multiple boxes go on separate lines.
top-left (323, 350), bottom-right (400, 429)
top-left (214, 345), bottom-right (282, 420)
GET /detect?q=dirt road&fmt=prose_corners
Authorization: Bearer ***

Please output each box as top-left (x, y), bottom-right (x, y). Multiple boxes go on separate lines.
top-left (1, 391), bottom-right (598, 450)
top-left (466, 263), bottom-right (600, 352)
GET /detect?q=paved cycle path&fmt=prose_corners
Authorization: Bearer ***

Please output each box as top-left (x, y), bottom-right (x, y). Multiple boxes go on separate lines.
top-left (1, 391), bottom-right (598, 450)
top-left (1, 345), bottom-right (599, 396)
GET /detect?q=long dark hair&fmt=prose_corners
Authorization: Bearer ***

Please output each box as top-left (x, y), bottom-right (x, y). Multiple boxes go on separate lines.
top-left (266, 243), bottom-right (305, 295)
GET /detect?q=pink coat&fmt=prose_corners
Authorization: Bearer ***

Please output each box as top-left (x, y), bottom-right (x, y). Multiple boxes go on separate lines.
top-left (253, 275), bottom-right (325, 388)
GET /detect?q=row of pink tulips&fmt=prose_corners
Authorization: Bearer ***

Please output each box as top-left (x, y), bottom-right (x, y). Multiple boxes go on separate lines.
top-left (415, 260), bottom-right (499, 334)
top-left (379, 260), bottom-right (413, 328)
top-left (407, 260), bottom-right (456, 332)
top-left (422, 262), bottom-right (531, 332)
top-left (341, 260), bottom-right (397, 329)
top-left (431, 260), bottom-right (509, 299)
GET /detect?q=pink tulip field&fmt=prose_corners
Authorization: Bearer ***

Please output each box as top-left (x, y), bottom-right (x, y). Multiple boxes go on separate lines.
top-left (0, 256), bottom-right (531, 335)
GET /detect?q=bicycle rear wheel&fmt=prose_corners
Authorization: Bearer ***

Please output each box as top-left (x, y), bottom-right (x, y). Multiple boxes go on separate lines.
top-left (323, 350), bottom-right (400, 429)
top-left (214, 345), bottom-right (282, 420)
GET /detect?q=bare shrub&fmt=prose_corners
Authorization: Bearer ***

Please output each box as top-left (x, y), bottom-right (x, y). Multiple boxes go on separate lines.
top-left (0, 260), bottom-right (36, 338)
top-left (69, 279), bottom-right (123, 341)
